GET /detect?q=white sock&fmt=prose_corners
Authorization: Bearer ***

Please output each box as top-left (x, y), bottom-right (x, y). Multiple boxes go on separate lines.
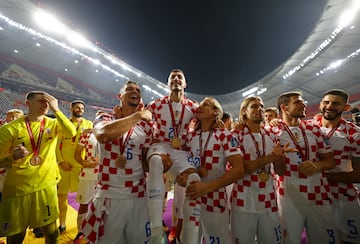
top-left (174, 183), bottom-right (186, 219)
top-left (182, 173), bottom-right (201, 243)
top-left (148, 155), bottom-right (165, 229)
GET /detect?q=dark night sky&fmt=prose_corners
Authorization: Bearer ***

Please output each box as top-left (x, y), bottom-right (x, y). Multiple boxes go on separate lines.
top-left (37, 0), bottom-right (327, 95)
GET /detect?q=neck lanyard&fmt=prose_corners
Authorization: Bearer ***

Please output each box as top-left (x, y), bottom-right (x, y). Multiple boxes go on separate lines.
top-left (199, 130), bottom-right (213, 166)
top-left (119, 128), bottom-right (134, 155)
top-left (317, 117), bottom-right (340, 142)
top-left (25, 116), bottom-right (45, 156)
top-left (246, 126), bottom-right (265, 159)
top-left (283, 121), bottom-right (309, 161)
top-left (168, 102), bottom-right (185, 139)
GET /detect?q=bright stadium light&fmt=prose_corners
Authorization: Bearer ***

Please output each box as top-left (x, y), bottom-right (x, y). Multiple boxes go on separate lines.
top-left (338, 0), bottom-right (360, 28)
top-left (242, 87), bottom-right (258, 97)
top-left (33, 10), bottom-right (66, 34)
top-left (66, 31), bottom-right (92, 48)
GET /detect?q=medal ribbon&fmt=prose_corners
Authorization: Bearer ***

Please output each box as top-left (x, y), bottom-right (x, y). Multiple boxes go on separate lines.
top-left (317, 117), bottom-right (340, 141)
top-left (71, 119), bottom-right (82, 143)
top-left (246, 125), bottom-right (267, 174)
top-left (25, 117), bottom-right (45, 156)
top-left (199, 130), bottom-right (213, 166)
top-left (324, 126), bottom-right (338, 142)
top-left (282, 121), bottom-right (309, 161)
top-left (168, 102), bottom-right (185, 139)
top-left (119, 128), bottom-right (134, 155)
top-left (246, 126), bottom-right (265, 159)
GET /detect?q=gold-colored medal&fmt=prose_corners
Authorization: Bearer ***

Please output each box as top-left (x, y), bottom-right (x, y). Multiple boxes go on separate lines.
top-left (258, 170), bottom-right (270, 182)
top-left (170, 137), bottom-right (182, 149)
top-left (30, 155), bottom-right (43, 166)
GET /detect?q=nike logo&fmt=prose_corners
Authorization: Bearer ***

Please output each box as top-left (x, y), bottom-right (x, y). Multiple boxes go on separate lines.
top-left (149, 195), bottom-right (161, 199)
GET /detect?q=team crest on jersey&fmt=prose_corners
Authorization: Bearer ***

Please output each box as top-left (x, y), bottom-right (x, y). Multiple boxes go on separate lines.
top-left (231, 137), bottom-right (239, 147)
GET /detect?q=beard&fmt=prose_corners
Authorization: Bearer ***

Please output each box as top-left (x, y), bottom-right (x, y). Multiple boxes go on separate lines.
top-left (72, 111), bottom-right (83, 118)
top-left (287, 110), bottom-right (305, 119)
top-left (171, 86), bottom-right (183, 92)
top-left (321, 109), bottom-right (342, 121)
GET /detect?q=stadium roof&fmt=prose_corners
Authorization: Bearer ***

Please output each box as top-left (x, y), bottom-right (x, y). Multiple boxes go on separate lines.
top-left (1, 0), bottom-right (360, 117)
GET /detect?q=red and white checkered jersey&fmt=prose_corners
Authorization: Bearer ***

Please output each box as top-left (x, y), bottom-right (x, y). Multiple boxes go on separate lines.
top-left (186, 128), bottom-right (241, 213)
top-left (93, 112), bottom-right (153, 199)
top-left (78, 131), bottom-right (99, 180)
top-left (315, 117), bottom-right (360, 201)
top-left (231, 127), bottom-right (279, 213)
top-left (273, 120), bottom-right (333, 205)
top-left (147, 96), bottom-right (198, 145)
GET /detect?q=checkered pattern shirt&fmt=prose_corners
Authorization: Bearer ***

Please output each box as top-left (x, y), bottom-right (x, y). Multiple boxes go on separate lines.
top-left (186, 128), bottom-right (241, 213)
top-left (315, 117), bottom-right (360, 201)
top-left (232, 127), bottom-right (279, 213)
top-left (147, 96), bottom-right (198, 145)
top-left (78, 131), bottom-right (99, 180)
top-left (93, 113), bottom-right (153, 199)
top-left (273, 120), bottom-right (333, 205)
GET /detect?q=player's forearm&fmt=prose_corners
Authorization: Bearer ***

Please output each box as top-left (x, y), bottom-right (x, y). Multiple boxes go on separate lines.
top-left (55, 111), bottom-right (77, 138)
top-left (244, 154), bottom-right (274, 174)
top-left (326, 171), bottom-right (360, 183)
top-left (316, 152), bottom-right (336, 171)
top-left (94, 112), bottom-right (143, 143)
top-left (206, 164), bottom-right (243, 193)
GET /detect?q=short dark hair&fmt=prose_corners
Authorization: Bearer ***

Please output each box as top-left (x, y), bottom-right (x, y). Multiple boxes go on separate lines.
top-left (170, 68), bottom-right (184, 74)
top-left (264, 107), bottom-right (279, 115)
top-left (322, 89), bottom-right (349, 103)
top-left (351, 107), bottom-right (359, 114)
top-left (119, 80), bottom-right (139, 95)
top-left (277, 91), bottom-right (302, 111)
top-left (221, 112), bottom-right (232, 122)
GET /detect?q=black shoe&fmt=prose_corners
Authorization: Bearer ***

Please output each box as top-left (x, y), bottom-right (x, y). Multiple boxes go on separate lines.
top-left (59, 226), bottom-right (66, 234)
top-left (33, 228), bottom-right (44, 238)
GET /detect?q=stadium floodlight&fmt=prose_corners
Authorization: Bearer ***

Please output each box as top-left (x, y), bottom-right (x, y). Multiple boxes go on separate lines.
top-left (242, 87), bottom-right (258, 97)
top-left (329, 59), bottom-right (344, 69)
top-left (66, 31), bottom-right (92, 48)
top-left (338, 0), bottom-right (360, 28)
top-left (34, 10), bottom-right (66, 34)
top-left (256, 87), bottom-right (267, 96)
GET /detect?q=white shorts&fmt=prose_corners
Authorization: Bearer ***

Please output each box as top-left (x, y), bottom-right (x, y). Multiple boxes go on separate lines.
top-left (76, 179), bottom-right (97, 204)
top-left (200, 206), bottom-right (230, 243)
top-left (98, 197), bottom-right (151, 244)
top-left (147, 143), bottom-right (195, 178)
top-left (278, 196), bottom-right (338, 244)
top-left (231, 209), bottom-right (282, 244)
top-left (332, 198), bottom-right (360, 243)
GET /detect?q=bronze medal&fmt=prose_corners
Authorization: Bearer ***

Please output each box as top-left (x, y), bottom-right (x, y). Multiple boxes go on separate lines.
top-left (115, 155), bottom-right (127, 168)
top-left (30, 155), bottom-right (42, 166)
top-left (171, 137), bottom-right (182, 148)
top-left (258, 170), bottom-right (269, 182)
